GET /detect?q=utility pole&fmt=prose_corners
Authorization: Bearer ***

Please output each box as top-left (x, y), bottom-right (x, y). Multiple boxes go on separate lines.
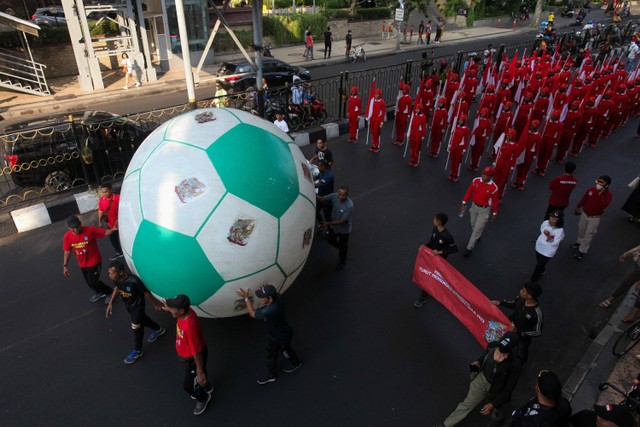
top-left (175, 0), bottom-right (197, 108)
top-left (252, 0), bottom-right (265, 116)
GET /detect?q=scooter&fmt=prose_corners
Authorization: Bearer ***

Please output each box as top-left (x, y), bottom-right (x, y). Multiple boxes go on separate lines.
top-left (561, 6), bottom-right (575, 18)
top-left (262, 45), bottom-right (274, 57)
top-left (348, 43), bottom-right (366, 63)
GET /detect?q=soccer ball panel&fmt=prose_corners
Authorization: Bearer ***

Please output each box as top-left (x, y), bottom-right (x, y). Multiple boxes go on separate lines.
top-left (288, 143), bottom-right (317, 201)
top-left (139, 142), bottom-right (226, 237)
top-left (206, 123), bottom-right (299, 218)
top-left (131, 219), bottom-right (225, 305)
top-left (197, 193), bottom-right (278, 281)
top-left (119, 169), bottom-right (142, 258)
top-left (277, 195), bottom-right (316, 276)
top-left (163, 108), bottom-right (241, 150)
top-left (196, 264), bottom-right (286, 318)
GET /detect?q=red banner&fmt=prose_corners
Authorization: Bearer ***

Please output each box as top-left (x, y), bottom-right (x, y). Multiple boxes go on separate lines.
top-left (412, 246), bottom-right (511, 348)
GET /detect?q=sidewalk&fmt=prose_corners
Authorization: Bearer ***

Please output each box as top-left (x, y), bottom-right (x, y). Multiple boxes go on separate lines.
top-left (0, 16), bottom-right (550, 123)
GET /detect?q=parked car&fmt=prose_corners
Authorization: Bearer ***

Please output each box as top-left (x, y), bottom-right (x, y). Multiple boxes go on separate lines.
top-left (30, 7), bottom-right (67, 27)
top-left (215, 58), bottom-right (311, 91)
top-left (0, 111), bottom-right (157, 191)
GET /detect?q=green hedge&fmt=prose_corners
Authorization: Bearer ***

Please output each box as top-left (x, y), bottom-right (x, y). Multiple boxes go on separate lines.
top-left (263, 14), bottom-right (327, 45)
top-left (352, 7), bottom-right (391, 20)
top-left (322, 0), bottom-right (349, 8)
top-left (321, 8), bottom-right (350, 19)
top-left (211, 30), bottom-right (254, 52)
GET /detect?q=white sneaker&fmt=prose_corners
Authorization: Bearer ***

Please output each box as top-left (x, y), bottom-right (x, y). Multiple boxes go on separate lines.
top-left (123, 86), bottom-right (128, 90)
top-left (136, 82), bottom-right (141, 87)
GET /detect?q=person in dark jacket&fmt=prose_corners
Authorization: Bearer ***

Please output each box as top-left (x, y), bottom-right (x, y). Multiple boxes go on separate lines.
top-left (414, 213), bottom-right (458, 308)
top-left (437, 332), bottom-right (523, 427)
top-left (510, 370), bottom-right (572, 426)
top-left (491, 282), bottom-right (543, 363)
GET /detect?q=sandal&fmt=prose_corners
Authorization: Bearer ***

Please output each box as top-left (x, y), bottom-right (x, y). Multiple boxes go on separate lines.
top-left (599, 298), bottom-right (613, 308)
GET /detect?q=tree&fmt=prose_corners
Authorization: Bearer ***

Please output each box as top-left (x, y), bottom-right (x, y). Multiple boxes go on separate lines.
top-left (532, 0), bottom-right (544, 28)
top-left (400, 0), bottom-right (432, 29)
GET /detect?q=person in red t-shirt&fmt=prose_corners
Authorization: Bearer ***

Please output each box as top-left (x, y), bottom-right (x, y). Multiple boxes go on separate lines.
top-left (163, 294), bottom-right (212, 416)
top-left (63, 215), bottom-right (116, 303)
top-left (572, 175), bottom-right (613, 260)
top-left (460, 166), bottom-right (499, 257)
top-left (545, 162), bottom-right (578, 219)
top-left (97, 183), bottom-right (123, 261)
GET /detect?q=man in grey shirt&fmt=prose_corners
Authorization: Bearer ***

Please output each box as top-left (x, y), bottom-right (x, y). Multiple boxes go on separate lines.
top-left (317, 186), bottom-right (353, 271)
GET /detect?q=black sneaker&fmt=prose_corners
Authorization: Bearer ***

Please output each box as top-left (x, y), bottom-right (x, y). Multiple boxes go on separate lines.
top-left (284, 362), bottom-right (302, 373)
top-left (256, 376), bottom-right (276, 385)
top-left (193, 393), bottom-right (211, 416)
top-left (414, 298), bottom-right (427, 308)
top-left (575, 252), bottom-right (585, 260)
top-left (570, 242), bottom-right (580, 250)
top-left (109, 253), bottom-right (124, 261)
top-left (89, 292), bottom-right (107, 303)
top-left (463, 249), bottom-right (472, 258)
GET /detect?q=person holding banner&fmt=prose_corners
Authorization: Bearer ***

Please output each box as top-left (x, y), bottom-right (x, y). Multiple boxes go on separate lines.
top-left (438, 332), bottom-right (522, 427)
top-left (491, 282), bottom-right (543, 363)
top-left (413, 213), bottom-right (458, 308)
top-left (460, 166), bottom-right (499, 258)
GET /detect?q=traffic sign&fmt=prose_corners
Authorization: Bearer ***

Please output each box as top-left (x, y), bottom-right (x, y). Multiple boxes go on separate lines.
top-left (395, 8), bottom-right (404, 21)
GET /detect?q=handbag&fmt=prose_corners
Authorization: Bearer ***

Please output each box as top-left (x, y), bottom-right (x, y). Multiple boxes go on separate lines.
top-left (628, 176), bottom-right (640, 189)
top-left (122, 66), bottom-right (128, 74)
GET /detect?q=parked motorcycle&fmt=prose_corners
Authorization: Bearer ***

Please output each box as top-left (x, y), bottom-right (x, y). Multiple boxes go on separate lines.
top-left (262, 45), bottom-right (274, 58)
top-left (348, 43), bottom-right (366, 63)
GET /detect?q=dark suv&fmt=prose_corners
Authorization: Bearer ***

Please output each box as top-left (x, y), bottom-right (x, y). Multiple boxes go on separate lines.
top-left (1, 111), bottom-right (157, 191)
top-left (216, 58), bottom-right (310, 91)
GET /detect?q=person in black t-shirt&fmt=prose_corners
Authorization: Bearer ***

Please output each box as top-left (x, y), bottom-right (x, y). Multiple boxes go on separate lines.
top-left (510, 370), bottom-right (572, 427)
top-left (310, 137), bottom-right (333, 166)
top-left (237, 284), bottom-right (302, 385)
top-left (106, 260), bottom-right (165, 364)
top-left (414, 213), bottom-right (458, 308)
top-left (324, 26), bottom-right (333, 58)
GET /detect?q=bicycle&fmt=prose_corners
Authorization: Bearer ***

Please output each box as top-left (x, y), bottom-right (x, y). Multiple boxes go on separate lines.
top-left (613, 318), bottom-right (640, 356)
top-left (348, 43), bottom-right (366, 63)
top-left (599, 382), bottom-right (640, 417)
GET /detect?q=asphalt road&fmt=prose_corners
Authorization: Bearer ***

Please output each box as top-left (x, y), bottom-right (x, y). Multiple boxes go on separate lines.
top-left (1, 102), bottom-right (639, 425)
top-left (94, 30), bottom-right (541, 116)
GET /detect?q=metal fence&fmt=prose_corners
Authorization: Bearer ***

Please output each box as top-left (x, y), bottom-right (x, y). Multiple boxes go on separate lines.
top-left (2, 28), bottom-right (622, 210)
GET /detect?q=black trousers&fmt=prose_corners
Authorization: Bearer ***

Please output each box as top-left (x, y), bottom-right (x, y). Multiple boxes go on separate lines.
top-left (129, 304), bottom-right (160, 351)
top-left (324, 42), bottom-right (331, 58)
top-left (81, 264), bottom-right (112, 295)
top-left (266, 337), bottom-right (300, 377)
top-left (531, 251), bottom-right (551, 282)
top-left (109, 230), bottom-right (122, 254)
top-left (183, 345), bottom-right (210, 402)
top-left (434, 28), bottom-right (442, 42)
top-left (328, 230), bottom-right (350, 263)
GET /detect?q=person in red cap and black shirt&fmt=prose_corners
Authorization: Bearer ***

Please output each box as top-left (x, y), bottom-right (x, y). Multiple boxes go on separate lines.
top-left (237, 284), bottom-right (302, 385)
top-left (572, 175), bottom-right (613, 260)
top-left (163, 294), bottom-right (213, 416)
top-left (408, 103), bottom-right (427, 167)
top-left (570, 403), bottom-right (635, 427)
top-left (437, 332), bottom-right (522, 427)
top-left (347, 86), bottom-right (361, 143)
top-left (460, 166), bottom-right (499, 257)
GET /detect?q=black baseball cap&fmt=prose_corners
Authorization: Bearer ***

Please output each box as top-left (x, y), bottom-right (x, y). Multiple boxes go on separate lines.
top-left (498, 332), bottom-right (519, 354)
top-left (255, 284), bottom-right (277, 298)
top-left (165, 294), bottom-right (190, 310)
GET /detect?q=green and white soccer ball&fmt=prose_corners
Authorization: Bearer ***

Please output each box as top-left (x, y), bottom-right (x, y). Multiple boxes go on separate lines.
top-left (118, 108), bottom-right (316, 318)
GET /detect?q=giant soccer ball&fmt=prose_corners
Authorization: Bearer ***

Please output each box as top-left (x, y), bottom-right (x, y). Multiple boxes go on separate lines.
top-left (118, 108), bottom-right (316, 318)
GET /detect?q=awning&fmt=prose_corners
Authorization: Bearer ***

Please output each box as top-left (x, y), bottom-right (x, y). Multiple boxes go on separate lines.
top-left (0, 11), bottom-right (41, 36)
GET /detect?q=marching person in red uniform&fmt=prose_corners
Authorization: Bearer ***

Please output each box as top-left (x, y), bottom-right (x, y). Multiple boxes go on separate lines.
top-left (468, 107), bottom-right (492, 172)
top-left (479, 84), bottom-right (497, 117)
top-left (593, 90), bottom-right (614, 143)
top-left (422, 81), bottom-right (435, 119)
top-left (451, 91), bottom-right (469, 120)
top-left (512, 120), bottom-right (541, 191)
top-left (459, 166), bottom-right (500, 257)
top-left (464, 71), bottom-right (479, 104)
top-left (610, 83), bottom-right (628, 133)
top-left (408, 104), bottom-right (428, 167)
top-left (533, 109), bottom-right (563, 176)
top-left (492, 101), bottom-right (514, 152)
top-left (568, 80), bottom-right (586, 105)
top-left (493, 128), bottom-right (519, 199)
top-left (368, 89), bottom-right (386, 153)
top-left (447, 114), bottom-right (470, 182)
top-left (555, 100), bottom-right (582, 163)
top-left (553, 84), bottom-right (568, 110)
top-left (347, 86), bottom-right (361, 143)
top-left (496, 79), bottom-right (512, 110)
top-left (445, 73), bottom-right (460, 109)
top-left (394, 84), bottom-right (412, 145)
top-left (571, 97), bottom-right (597, 156)
top-left (532, 87), bottom-right (551, 122)
top-left (429, 98), bottom-right (448, 157)
top-left (514, 91), bottom-right (534, 135)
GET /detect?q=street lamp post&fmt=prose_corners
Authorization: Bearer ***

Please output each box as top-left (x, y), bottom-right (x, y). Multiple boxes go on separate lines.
top-left (174, 0), bottom-right (197, 108)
